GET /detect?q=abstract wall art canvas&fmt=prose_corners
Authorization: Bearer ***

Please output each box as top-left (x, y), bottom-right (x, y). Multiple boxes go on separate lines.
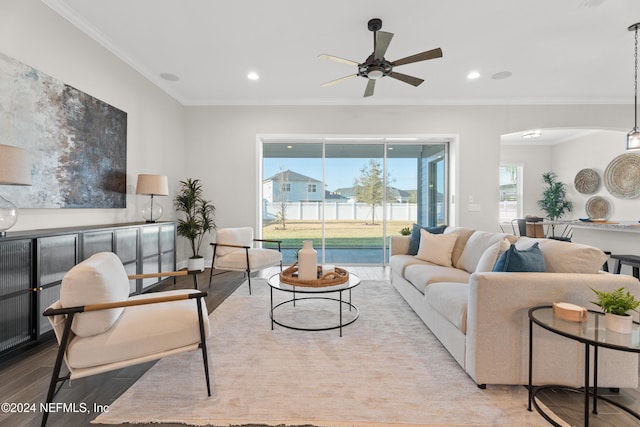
top-left (0, 52), bottom-right (127, 208)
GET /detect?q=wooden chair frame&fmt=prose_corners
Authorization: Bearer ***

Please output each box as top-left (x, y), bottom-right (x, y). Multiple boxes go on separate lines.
top-left (41, 270), bottom-right (210, 427)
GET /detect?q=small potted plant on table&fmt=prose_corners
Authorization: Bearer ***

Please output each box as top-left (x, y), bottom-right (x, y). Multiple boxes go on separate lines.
top-left (591, 287), bottom-right (640, 334)
top-left (174, 178), bottom-right (216, 272)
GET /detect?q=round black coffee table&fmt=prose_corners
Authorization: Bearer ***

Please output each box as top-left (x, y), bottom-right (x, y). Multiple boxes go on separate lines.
top-left (528, 305), bottom-right (640, 426)
top-left (267, 272), bottom-right (360, 337)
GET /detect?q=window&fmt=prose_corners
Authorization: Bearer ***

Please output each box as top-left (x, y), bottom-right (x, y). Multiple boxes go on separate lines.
top-left (262, 140), bottom-right (449, 265)
top-left (499, 165), bottom-right (523, 222)
top-left (281, 183), bottom-right (291, 192)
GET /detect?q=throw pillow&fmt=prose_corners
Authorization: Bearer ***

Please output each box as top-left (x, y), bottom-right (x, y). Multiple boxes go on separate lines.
top-left (475, 238), bottom-right (510, 272)
top-left (415, 229), bottom-right (458, 267)
top-left (407, 223), bottom-right (447, 255)
top-left (492, 242), bottom-right (546, 272)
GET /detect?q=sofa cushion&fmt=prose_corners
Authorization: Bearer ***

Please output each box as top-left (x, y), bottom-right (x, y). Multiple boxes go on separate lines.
top-left (60, 252), bottom-right (130, 338)
top-left (390, 254), bottom-right (426, 276)
top-left (404, 263), bottom-right (470, 294)
top-left (444, 227), bottom-right (475, 267)
top-left (407, 224), bottom-right (447, 255)
top-left (457, 231), bottom-right (513, 273)
top-left (415, 230), bottom-right (458, 267)
top-left (215, 227), bottom-right (253, 256)
top-left (475, 238), bottom-right (510, 272)
top-left (65, 290), bottom-right (209, 369)
top-left (493, 242), bottom-right (546, 272)
top-left (424, 282), bottom-right (469, 334)
top-left (515, 237), bottom-right (606, 274)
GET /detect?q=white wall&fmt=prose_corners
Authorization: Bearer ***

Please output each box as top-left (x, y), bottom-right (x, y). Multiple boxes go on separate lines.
top-left (551, 130), bottom-right (636, 220)
top-left (0, 0), bottom-right (188, 259)
top-left (186, 105), bottom-right (632, 236)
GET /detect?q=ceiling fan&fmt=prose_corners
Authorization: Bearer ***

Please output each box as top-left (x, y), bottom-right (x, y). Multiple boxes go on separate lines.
top-left (320, 18), bottom-right (443, 97)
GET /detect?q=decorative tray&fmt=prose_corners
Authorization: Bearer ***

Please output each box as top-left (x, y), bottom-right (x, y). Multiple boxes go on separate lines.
top-left (280, 263), bottom-right (349, 287)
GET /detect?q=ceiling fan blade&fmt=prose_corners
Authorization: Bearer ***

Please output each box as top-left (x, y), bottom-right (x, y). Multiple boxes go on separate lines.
top-left (388, 71), bottom-right (424, 87)
top-left (321, 74), bottom-right (357, 87)
top-left (374, 31), bottom-right (394, 59)
top-left (364, 79), bottom-right (376, 97)
top-left (392, 48), bottom-right (443, 67)
top-left (318, 54), bottom-right (359, 66)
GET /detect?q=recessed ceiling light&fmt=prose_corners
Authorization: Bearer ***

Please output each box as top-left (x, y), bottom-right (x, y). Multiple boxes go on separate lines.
top-left (247, 72), bottom-right (260, 80)
top-left (522, 130), bottom-right (542, 139)
top-left (286, 145), bottom-right (293, 149)
top-left (492, 71), bottom-right (513, 80)
top-left (160, 73), bottom-right (179, 82)
top-left (467, 71), bottom-right (480, 80)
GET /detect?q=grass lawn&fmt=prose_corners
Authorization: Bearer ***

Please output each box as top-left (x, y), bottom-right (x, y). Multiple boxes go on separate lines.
top-left (262, 220), bottom-right (413, 248)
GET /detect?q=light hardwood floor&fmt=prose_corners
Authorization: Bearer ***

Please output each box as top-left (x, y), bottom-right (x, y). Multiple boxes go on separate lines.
top-left (0, 266), bottom-right (638, 427)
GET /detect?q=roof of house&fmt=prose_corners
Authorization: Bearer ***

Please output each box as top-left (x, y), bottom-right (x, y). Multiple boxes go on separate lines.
top-left (264, 169), bottom-right (321, 184)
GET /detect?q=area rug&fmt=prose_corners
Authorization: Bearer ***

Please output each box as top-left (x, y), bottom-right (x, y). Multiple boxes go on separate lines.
top-left (94, 279), bottom-right (559, 427)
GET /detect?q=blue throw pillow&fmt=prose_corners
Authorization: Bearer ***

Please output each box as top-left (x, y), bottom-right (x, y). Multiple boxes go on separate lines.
top-left (407, 224), bottom-right (447, 255)
top-left (492, 242), bottom-right (546, 272)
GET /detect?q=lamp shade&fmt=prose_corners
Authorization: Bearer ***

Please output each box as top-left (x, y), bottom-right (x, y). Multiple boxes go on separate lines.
top-left (135, 174), bottom-right (169, 196)
top-left (0, 144), bottom-right (32, 185)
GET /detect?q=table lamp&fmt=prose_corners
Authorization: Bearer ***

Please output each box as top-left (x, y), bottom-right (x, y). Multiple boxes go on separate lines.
top-left (136, 174), bottom-right (169, 223)
top-left (0, 144), bottom-right (32, 237)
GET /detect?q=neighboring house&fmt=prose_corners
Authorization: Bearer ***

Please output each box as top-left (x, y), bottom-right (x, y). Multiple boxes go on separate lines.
top-left (263, 170), bottom-right (323, 202)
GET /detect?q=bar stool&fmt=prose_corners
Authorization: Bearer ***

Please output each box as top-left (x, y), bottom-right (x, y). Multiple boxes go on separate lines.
top-left (602, 251), bottom-right (611, 272)
top-left (610, 254), bottom-right (640, 279)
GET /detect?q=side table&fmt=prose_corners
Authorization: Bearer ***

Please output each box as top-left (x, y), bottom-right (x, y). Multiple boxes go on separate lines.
top-left (528, 305), bottom-right (640, 426)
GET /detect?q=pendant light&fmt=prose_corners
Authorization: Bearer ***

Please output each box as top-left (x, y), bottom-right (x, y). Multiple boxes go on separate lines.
top-left (627, 23), bottom-right (640, 150)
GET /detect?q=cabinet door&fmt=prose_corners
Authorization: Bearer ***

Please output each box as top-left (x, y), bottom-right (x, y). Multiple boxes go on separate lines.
top-left (37, 234), bottom-right (78, 335)
top-left (159, 223), bottom-right (176, 273)
top-left (115, 228), bottom-right (139, 294)
top-left (141, 226), bottom-right (161, 290)
top-left (82, 230), bottom-right (114, 260)
top-left (0, 239), bottom-right (33, 354)
top-left (141, 224), bottom-right (176, 291)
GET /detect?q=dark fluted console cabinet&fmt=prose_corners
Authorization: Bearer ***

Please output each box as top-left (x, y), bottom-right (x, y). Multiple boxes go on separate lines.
top-left (0, 222), bottom-right (176, 362)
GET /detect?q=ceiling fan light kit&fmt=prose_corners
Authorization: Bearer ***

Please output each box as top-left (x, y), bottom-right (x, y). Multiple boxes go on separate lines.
top-left (627, 22), bottom-right (640, 151)
top-left (320, 18), bottom-right (443, 97)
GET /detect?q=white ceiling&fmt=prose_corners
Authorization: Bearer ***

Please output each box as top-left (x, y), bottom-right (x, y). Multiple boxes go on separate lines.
top-left (43, 0), bottom-right (640, 107)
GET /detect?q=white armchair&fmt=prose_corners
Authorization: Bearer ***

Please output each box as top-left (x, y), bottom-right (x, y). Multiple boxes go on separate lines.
top-left (41, 252), bottom-right (210, 427)
top-left (208, 227), bottom-right (283, 294)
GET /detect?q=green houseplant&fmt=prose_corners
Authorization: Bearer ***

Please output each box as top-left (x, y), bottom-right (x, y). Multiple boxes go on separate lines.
top-left (400, 227), bottom-right (411, 236)
top-left (591, 287), bottom-right (640, 333)
top-left (174, 178), bottom-right (216, 271)
top-left (537, 172), bottom-right (572, 222)
top-left (537, 171), bottom-right (572, 237)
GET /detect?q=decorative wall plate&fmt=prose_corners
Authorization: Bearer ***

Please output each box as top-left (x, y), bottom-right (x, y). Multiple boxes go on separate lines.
top-left (573, 168), bottom-right (599, 194)
top-left (585, 196), bottom-right (611, 220)
top-left (604, 153), bottom-right (640, 199)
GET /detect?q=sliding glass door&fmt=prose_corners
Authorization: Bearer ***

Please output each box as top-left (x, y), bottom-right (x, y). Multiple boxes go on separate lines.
top-left (262, 139), bottom-right (447, 265)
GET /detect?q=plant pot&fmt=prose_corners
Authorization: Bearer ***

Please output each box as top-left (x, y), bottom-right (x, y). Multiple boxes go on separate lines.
top-left (604, 312), bottom-right (633, 334)
top-left (188, 257), bottom-right (205, 272)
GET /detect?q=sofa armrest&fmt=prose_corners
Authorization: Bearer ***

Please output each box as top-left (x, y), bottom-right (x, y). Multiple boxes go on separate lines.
top-left (389, 235), bottom-right (411, 256)
top-left (466, 271), bottom-right (640, 385)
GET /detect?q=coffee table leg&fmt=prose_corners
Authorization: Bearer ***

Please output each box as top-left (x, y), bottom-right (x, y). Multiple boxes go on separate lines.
top-left (339, 290), bottom-right (343, 337)
top-left (528, 318), bottom-right (533, 411)
top-left (349, 288), bottom-right (352, 312)
top-left (270, 286), bottom-right (274, 330)
top-left (584, 342), bottom-right (590, 427)
top-left (293, 285), bottom-right (296, 307)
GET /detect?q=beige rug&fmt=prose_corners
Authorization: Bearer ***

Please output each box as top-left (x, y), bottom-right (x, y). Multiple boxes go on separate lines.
top-left (94, 279), bottom-right (558, 427)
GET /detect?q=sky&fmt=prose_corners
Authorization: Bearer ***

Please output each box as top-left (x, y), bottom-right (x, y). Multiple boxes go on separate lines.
top-left (264, 157), bottom-right (418, 191)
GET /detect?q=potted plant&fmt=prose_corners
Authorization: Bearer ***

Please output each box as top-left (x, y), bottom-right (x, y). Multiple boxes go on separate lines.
top-left (174, 178), bottom-right (216, 271)
top-left (591, 287), bottom-right (640, 333)
top-left (537, 171), bottom-right (572, 237)
top-left (400, 227), bottom-right (411, 236)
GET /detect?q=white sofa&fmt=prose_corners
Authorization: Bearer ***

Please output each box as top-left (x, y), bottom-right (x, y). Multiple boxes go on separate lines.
top-left (390, 226), bottom-right (640, 388)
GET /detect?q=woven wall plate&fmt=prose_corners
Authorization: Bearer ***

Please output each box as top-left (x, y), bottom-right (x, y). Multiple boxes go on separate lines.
top-left (585, 196), bottom-right (611, 220)
top-left (573, 168), bottom-right (599, 194)
top-left (604, 153), bottom-right (640, 199)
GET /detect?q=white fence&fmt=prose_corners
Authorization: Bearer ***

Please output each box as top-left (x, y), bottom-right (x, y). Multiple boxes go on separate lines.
top-left (264, 201), bottom-right (418, 222)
